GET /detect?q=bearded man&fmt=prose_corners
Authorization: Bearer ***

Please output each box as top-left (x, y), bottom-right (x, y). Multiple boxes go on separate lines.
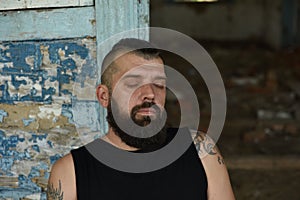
top-left (47, 38), bottom-right (235, 200)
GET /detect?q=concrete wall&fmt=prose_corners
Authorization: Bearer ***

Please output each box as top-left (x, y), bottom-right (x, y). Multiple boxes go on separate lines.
top-left (151, 0), bottom-right (284, 49)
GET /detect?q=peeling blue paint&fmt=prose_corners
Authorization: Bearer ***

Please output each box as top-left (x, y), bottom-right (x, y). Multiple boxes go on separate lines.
top-left (0, 134), bottom-right (25, 155)
top-left (61, 103), bottom-right (74, 123)
top-left (0, 131), bottom-right (48, 198)
top-left (52, 117), bottom-right (57, 123)
top-left (40, 192), bottom-right (47, 200)
top-left (22, 118), bottom-right (35, 126)
top-left (0, 133), bottom-right (29, 175)
top-left (0, 81), bottom-right (14, 104)
top-left (50, 154), bottom-right (62, 165)
top-left (31, 145), bottom-right (40, 153)
top-left (14, 149), bottom-right (31, 161)
top-left (44, 171), bottom-right (50, 179)
top-left (0, 187), bottom-right (36, 199)
top-left (0, 1), bottom-right (149, 199)
top-left (0, 40), bottom-right (92, 104)
top-left (28, 163), bottom-right (48, 179)
top-left (11, 75), bottom-right (27, 90)
top-left (18, 174), bottom-right (40, 192)
top-left (29, 133), bottom-right (48, 143)
top-left (0, 157), bottom-right (14, 175)
top-left (0, 161), bottom-right (49, 198)
top-left (47, 140), bottom-right (53, 148)
top-left (0, 109), bottom-right (8, 122)
top-left (79, 58), bottom-right (97, 87)
top-left (48, 43), bottom-right (89, 63)
top-left (0, 148), bottom-right (45, 198)
top-left (1, 43), bottom-right (36, 71)
top-left (0, 130), bottom-right (5, 137)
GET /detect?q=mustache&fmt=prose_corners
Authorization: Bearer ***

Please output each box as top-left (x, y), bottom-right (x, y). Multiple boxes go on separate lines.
top-left (131, 102), bottom-right (161, 116)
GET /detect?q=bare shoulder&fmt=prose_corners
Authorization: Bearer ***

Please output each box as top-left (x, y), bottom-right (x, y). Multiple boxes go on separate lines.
top-left (190, 129), bottom-right (235, 200)
top-left (47, 153), bottom-right (76, 200)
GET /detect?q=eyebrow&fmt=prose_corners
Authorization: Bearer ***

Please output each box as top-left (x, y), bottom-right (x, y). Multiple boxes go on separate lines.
top-left (122, 74), bottom-right (143, 79)
top-left (122, 74), bottom-right (167, 80)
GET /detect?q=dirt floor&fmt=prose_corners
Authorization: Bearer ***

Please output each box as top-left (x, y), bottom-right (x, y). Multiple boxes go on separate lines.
top-left (163, 42), bottom-right (300, 200)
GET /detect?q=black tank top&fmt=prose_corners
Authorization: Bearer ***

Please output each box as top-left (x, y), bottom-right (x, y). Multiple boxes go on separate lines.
top-left (71, 128), bottom-right (208, 200)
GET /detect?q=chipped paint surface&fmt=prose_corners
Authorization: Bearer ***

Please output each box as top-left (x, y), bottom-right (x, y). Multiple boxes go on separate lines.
top-left (0, 127), bottom-right (82, 199)
top-left (0, 109), bottom-right (8, 122)
top-left (0, 38), bottom-right (98, 199)
top-left (0, 0), bottom-right (149, 199)
top-left (0, 39), bottom-right (95, 104)
top-left (0, 130), bottom-right (53, 198)
top-left (0, 7), bottom-right (96, 41)
top-left (0, 0), bottom-right (93, 11)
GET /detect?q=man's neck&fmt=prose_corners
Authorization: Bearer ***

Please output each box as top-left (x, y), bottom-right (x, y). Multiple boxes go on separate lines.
top-left (101, 128), bottom-right (139, 151)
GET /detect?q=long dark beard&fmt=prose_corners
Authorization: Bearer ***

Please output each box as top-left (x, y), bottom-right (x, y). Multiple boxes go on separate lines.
top-left (106, 100), bottom-right (168, 151)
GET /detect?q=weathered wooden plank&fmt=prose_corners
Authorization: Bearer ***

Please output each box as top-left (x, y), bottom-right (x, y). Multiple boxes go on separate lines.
top-left (0, 0), bottom-right (93, 11)
top-left (95, 0), bottom-right (149, 43)
top-left (0, 7), bottom-right (95, 41)
top-left (0, 1), bottom-right (150, 199)
top-left (95, 0), bottom-right (149, 134)
top-left (226, 156), bottom-right (300, 170)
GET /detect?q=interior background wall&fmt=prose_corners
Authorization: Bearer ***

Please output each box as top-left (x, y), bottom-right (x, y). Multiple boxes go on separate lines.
top-left (151, 0), bottom-right (300, 199)
top-left (151, 0), bottom-right (300, 49)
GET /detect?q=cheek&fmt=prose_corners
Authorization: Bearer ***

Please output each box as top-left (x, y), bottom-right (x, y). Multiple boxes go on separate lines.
top-left (120, 91), bottom-right (139, 115)
top-left (155, 89), bottom-right (166, 106)
top-left (111, 91), bottom-right (131, 115)
top-left (128, 92), bottom-right (139, 110)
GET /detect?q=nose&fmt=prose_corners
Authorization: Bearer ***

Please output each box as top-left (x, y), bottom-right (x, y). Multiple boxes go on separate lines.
top-left (140, 84), bottom-right (155, 101)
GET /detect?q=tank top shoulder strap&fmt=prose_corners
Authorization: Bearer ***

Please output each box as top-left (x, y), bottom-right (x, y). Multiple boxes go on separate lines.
top-left (71, 146), bottom-right (92, 199)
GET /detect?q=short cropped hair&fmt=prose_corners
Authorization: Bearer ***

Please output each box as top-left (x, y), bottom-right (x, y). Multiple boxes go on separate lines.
top-left (100, 38), bottom-right (163, 92)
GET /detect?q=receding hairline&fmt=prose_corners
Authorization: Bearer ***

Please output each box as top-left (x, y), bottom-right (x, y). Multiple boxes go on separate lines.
top-left (100, 50), bottom-right (164, 92)
top-left (107, 51), bottom-right (164, 79)
top-left (100, 38), bottom-right (164, 91)
top-left (101, 49), bottom-right (162, 73)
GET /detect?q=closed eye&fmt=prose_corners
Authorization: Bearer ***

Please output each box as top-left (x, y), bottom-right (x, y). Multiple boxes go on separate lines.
top-left (153, 83), bottom-right (166, 89)
top-left (125, 83), bottom-right (139, 88)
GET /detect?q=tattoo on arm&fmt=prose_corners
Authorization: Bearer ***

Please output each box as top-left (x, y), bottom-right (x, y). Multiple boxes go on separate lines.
top-left (47, 180), bottom-right (64, 200)
top-left (192, 130), bottom-right (225, 165)
top-left (218, 155), bottom-right (225, 165)
top-left (193, 131), bottom-right (217, 156)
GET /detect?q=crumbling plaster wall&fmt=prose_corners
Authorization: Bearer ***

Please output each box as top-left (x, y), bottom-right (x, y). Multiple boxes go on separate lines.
top-left (0, 38), bottom-right (98, 199)
top-left (0, 0), bottom-right (149, 199)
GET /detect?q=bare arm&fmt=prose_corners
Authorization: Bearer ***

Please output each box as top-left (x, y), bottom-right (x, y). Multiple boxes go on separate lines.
top-left (47, 153), bottom-right (77, 200)
top-left (190, 130), bottom-right (235, 200)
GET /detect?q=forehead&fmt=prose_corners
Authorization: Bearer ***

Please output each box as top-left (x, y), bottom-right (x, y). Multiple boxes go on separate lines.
top-left (112, 53), bottom-right (165, 81)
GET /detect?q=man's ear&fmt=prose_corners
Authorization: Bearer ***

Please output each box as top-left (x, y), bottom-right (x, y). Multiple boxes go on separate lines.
top-left (96, 84), bottom-right (110, 108)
